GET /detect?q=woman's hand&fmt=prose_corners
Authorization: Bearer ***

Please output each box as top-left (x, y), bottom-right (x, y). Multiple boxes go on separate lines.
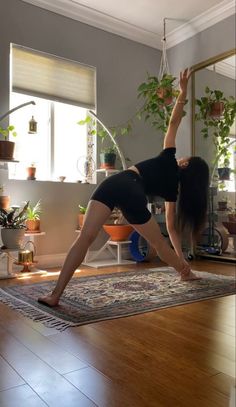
top-left (179, 68), bottom-right (192, 94)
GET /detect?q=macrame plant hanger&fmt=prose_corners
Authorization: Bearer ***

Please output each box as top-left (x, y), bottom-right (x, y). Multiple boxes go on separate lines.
top-left (158, 18), bottom-right (170, 80)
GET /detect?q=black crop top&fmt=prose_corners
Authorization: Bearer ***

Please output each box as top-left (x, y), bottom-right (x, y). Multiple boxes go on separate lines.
top-left (135, 147), bottom-right (179, 202)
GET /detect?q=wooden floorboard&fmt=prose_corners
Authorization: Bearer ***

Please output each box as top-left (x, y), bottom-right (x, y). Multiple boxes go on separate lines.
top-left (0, 259), bottom-right (235, 406)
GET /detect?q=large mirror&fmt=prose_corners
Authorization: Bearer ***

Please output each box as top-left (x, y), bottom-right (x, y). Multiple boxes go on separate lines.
top-left (192, 50), bottom-right (236, 169)
top-left (191, 49), bottom-right (236, 261)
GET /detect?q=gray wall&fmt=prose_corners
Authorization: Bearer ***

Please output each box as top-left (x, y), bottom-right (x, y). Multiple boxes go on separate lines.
top-left (0, 0), bottom-right (161, 255)
top-left (0, 0), bottom-right (235, 257)
top-left (168, 14), bottom-right (236, 158)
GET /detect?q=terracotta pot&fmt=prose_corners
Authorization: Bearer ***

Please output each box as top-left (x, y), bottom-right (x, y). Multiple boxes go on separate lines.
top-left (0, 195), bottom-right (10, 210)
top-left (26, 219), bottom-right (40, 232)
top-left (103, 224), bottom-right (133, 241)
top-left (27, 166), bottom-right (36, 180)
top-left (157, 87), bottom-right (173, 106)
top-left (209, 101), bottom-right (224, 118)
top-left (77, 213), bottom-right (85, 229)
top-left (0, 140), bottom-right (15, 160)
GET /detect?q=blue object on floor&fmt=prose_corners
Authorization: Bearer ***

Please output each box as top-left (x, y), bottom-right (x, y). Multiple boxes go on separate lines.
top-left (129, 231), bottom-right (148, 262)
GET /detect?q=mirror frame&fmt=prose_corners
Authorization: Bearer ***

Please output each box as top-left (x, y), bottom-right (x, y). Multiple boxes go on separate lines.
top-left (191, 48), bottom-right (236, 155)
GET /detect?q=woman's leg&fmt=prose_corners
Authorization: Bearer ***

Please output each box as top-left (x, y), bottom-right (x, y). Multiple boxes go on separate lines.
top-left (38, 200), bottom-right (112, 306)
top-left (132, 216), bottom-right (189, 275)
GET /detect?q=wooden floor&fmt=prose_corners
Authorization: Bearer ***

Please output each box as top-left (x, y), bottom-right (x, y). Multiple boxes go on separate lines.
top-left (0, 259), bottom-right (235, 407)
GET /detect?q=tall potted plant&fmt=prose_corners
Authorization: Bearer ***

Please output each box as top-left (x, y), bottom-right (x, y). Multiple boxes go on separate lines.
top-left (195, 87), bottom-right (236, 181)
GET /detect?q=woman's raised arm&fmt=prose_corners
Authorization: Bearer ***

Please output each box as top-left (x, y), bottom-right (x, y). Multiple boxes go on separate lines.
top-left (163, 68), bottom-right (192, 149)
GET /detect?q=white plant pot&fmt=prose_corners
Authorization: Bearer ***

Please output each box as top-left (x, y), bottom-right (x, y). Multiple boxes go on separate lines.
top-left (1, 228), bottom-right (25, 249)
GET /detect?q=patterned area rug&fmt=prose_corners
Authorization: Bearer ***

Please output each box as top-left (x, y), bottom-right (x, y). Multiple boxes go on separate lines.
top-left (0, 267), bottom-right (235, 331)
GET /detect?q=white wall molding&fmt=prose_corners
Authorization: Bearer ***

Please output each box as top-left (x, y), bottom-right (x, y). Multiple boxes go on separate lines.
top-left (167, 0), bottom-right (235, 49)
top-left (21, 0), bottom-right (235, 50)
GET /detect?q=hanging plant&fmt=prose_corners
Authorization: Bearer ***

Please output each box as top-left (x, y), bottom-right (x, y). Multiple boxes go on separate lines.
top-left (195, 86), bottom-right (236, 177)
top-left (196, 88), bottom-right (228, 120)
top-left (137, 73), bottom-right (186, 133)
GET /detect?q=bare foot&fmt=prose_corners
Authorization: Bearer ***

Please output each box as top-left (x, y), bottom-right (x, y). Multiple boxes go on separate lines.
top-left (38, 293), bottom-right (60, 307)
top-left (181, 271), bottom-right (201, 281)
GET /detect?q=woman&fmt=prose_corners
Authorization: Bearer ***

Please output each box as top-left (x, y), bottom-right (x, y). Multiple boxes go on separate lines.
top-left (39, 68), bottom-right (209, 307)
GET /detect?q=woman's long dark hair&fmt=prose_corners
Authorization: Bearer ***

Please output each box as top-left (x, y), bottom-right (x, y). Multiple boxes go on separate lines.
top-left (177, 157), bottom-right (209, 240)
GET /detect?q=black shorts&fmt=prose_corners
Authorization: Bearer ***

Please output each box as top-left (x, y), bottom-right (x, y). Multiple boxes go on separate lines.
top-left (91, 170), bottom-right (151, 224)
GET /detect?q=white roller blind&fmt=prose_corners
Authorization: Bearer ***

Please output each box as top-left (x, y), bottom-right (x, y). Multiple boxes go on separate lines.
top-left (11, 45), bottom-right (96, 109)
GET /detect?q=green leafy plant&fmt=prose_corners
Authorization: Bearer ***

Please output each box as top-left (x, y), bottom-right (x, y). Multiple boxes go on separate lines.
top-left (137, 73), bottom-right (185, 133)
top-left (195, 87), bottom-right (236, 168)
top-left (78, 116), bottom-right (132, 154)
top-left (0, 201), bottom-right (29, 229)
top-left (0, 125), bottom-right (17, 140)
top-left (26, 200), bottom-right (42, 221)
top-left (78, 205), bottom-right (87, 214)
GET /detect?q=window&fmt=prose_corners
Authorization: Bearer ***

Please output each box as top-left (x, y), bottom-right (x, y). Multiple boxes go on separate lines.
top-left (9, 45), bottom-right (96, 183)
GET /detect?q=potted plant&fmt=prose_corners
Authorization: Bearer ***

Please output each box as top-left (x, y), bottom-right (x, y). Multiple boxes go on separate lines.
top-left (78, 205), bottom-right (87, 229)
top-left (195, 87), bottom-right (236, 181)
top-left (27, 163), bottom-right (36, 180)
top-left (0, 201), bottom-right (29, 249)
top-left (137, 73), bottom-right (183, 133)
top-left (103, 208), bottom-right (133, 241)
top-left (100, 146), bottom-right (117, 169)
top-left (25, 200), bottom-right (41, 232)
top-left (0, 184), bottom-right (10, 210)
top-left (0, 124), bottom-right (17, 160)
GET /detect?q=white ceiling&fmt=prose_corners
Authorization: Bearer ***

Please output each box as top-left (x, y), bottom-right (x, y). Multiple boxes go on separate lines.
top-left (22, 0), bottom-right (235, 49)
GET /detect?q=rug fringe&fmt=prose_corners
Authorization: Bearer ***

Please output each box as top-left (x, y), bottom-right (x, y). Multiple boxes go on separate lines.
top-left (0, 289), bottom-right (77, 331)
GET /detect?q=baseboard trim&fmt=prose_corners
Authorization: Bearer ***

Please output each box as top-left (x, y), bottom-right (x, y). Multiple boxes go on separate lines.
top-left (35, 248), bottom-right (118, 268)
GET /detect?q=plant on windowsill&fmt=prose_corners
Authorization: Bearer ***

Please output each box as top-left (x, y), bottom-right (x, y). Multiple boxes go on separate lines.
top-left (27, 162), bottom-right (37, 180)
top-left (78, 116), bottom-right (132, 170)
top-left (0, 101), bottom-right (36, 161)
top-left (0, 201), bottom-right (29, 249)
top-left (0, 125), bottom-right (17, 160)
top-left (25, 200), bottom-right (42, 232)
top-left (195, 87), bottom-right (236, 181)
